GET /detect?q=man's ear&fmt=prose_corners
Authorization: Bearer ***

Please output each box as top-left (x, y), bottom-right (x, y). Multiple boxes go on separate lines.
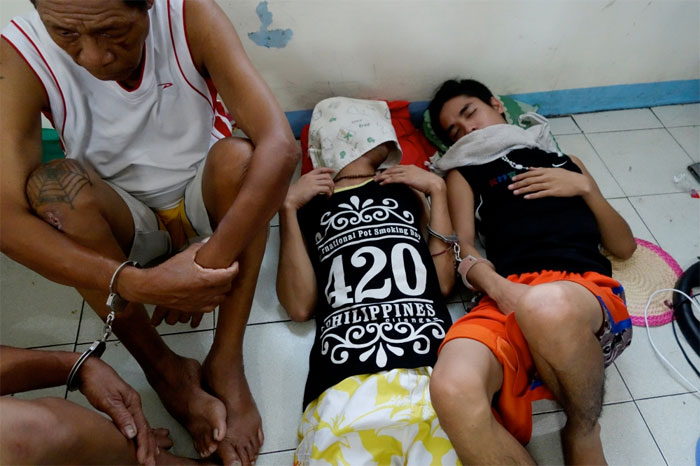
top-left (490, 96), bottom-right (505, 114)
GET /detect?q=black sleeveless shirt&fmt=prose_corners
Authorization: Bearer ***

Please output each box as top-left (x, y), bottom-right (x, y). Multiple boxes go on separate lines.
top-left (457, 148), bottom-right (611, 277)
top-left (298, 181), bottom-right (452, 408)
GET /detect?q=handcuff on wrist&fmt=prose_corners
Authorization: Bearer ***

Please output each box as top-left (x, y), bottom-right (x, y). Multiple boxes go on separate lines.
top-left (457, 255), bottom-right (495, 291)
top-left (425, 225), bottom-right (496, 291)
top-left (66, 260), bottom-right (138, 392)
top-left (426, 225), bottom-right (462, 262)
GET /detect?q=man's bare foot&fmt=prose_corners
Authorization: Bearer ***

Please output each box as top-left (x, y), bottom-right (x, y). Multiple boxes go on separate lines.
top-left (145, 354), bottom-right (227, 458)
top-left (203, 357), bottom-right (263, 466)
top-left (153, 429), bottom-right (217, 466)
top-left (156, 450), bottom-right (218, 466)
top-left (561, 421), bottom-right (608, 465)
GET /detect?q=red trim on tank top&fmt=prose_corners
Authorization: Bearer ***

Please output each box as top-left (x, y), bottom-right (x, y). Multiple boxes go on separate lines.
top-left (214, 115), bottom-right (232, 138)
top-left (205, 77), bottom-right (218, 105)
top-left (167, 0), bottom-right (213, 110)
top-left (117, 46), bottom-right (146, 92)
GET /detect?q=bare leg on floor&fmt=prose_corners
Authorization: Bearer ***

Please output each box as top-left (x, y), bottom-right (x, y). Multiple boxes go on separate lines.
top-left (431, 338), bottom-right (536, 465)
top-left (515, 281), bottom-right (608, 466)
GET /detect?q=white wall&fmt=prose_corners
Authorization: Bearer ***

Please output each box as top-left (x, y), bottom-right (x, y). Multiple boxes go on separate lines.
top-left (3, 0), bottom-right (698, 112)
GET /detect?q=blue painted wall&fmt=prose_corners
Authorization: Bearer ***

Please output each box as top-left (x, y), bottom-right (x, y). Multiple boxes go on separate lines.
top-left (285, 79), bottom-right (700, 138)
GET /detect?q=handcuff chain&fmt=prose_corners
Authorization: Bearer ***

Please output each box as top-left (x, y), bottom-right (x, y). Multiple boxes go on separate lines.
top-left (101, 311), bottom-right (115, 342)
top-left (453, 242), bottom-right (462, 264)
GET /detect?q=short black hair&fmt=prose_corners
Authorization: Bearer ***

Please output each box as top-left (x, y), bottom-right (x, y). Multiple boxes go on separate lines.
top-left (428, 79), bottom-right (496, 147)
top-left (30, 0), bottom-right (149, 10)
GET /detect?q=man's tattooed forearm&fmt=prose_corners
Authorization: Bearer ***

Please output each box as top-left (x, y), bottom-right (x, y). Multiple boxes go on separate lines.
top-left (27, 159), bottom-right (92, 210)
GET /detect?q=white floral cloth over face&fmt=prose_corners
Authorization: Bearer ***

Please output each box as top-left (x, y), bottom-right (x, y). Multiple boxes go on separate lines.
top-left (308, 97), bottom-right (402, 175)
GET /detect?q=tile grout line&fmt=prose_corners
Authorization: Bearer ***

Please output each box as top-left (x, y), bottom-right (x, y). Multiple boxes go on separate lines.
top-left (661, 125), bottom-right (698, 165)
top-left (630, 398), bottom-right (670, 466)
top-left (647, 107), bottom-right (667, 128)
top-left (76, 326), bottom-right (219, 346)
top-left (570, 114), bottom-right (585, 134)
top-left (649, 105), bottom-right (700, 131)
top-left (578, 109), bottom-right (668, 248)
top-left (246, 319), bottom-right (292, 327)
top-left (631, 390), bottom-right (700, 403)
top-left (579, 130), bottom-right (627, 198)
top-left (611, 363), bottom-right (670, 466)
top-left (259, 447), bottom-right (296, 456)
top-left (66, 299), bottom-right (87, 399)
top-left (72, 299), bottom-right (85, 353)
top-left (26, 341), bottom-right (81, 350)
top-left (573, 126), bottom-right (665, 135)
top-left (621, 190), bottom-right (695, 198)
top-left (650, 106), bottom-right (698, 164)
top-left (622, 195), bottom-right (662, 247)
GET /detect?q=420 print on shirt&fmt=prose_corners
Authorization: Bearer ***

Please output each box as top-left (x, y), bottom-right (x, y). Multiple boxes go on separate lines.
top-left (299, 181), bottom-right (452, 407)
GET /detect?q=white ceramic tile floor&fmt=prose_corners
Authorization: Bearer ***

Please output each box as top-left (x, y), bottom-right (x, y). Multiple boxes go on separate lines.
top-left (606, 198), bottom-right (656, 244)
top-left (556, 133), bottom-right (626, 199)
top-left (548, 116), bottom-right (581, 136)
top-left (0, 254), bottom-right (83, 348)
top-left (531, 362), bottom-right (632, 415)
top-left (2, 104), bottom-right (699, 465)
top-left (668, 126), bottom-right (700, 162)
top-left (652, 103), bottom-right (700, 128)
top-left (76, 302), bottom-right (217, 345)
top-left (573, 108), bottom-right (663, 133)
top-left (636, 393), bottom-right (700, 466)
top-left (628, 193), bottom-right (700, 271)
top-left (586, 128), bottom-right (695, 197)
top-left (529, 402), bottom-right (668, 466)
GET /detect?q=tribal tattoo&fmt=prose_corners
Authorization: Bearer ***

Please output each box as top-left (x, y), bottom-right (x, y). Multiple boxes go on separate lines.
top-left (27, 159), bottom-right (92, 211)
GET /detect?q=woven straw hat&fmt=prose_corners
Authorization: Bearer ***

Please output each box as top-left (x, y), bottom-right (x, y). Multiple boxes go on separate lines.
top-left (603, 238), bottom-right (683, 327)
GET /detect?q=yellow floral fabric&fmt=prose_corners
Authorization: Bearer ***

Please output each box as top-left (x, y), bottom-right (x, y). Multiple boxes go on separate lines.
top-left (294, 367), bottom-right (460, 466)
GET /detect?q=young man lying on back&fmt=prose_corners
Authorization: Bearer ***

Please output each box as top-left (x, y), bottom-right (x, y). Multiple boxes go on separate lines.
top-left (427, 79), bottom-right (636, 465)
top-left (277, 97), bottom-right (460, 465)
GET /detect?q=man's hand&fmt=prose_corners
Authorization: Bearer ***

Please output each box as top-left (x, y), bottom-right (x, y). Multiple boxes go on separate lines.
top-left (284, 168), bottom-right (335, 211)
top-left (121, 242), bottom-right (239, 313)
top-left (375, 165), bottom-right (445, 196)
top-left (150, 307), bottom-right (207, 328)
top-left (78, 357), bottom-right (158, 466)
top-left (508, 167), bottom-right (594, 199)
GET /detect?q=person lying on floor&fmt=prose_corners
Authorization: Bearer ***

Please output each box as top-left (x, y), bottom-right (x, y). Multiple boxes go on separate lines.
top-left (276, 97), bottom-right (460, 466)
top-left (425, 78), bottom-right (637, 465)
top-left (0, 345), bottom-right (202, 465)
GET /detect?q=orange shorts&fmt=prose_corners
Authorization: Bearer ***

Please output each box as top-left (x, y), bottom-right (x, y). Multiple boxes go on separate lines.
top-left (439, 270), bottom-right (631, 445)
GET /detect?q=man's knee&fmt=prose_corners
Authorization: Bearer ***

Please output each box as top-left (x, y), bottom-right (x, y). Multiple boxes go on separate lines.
top-left (0, 398), bottom-right (75, 463)
top-left (430, 361), bottom-right (495, 426)
top-left (26, 158), bottom-right (100, 231)
top-left (515, 284), bottom-right (588, 337)
top-left (206, 137), bottom-right (254, 183)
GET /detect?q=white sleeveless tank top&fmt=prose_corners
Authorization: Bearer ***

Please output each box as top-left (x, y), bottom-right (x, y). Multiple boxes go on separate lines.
top-left (2, 0), bottom-right (232, 209)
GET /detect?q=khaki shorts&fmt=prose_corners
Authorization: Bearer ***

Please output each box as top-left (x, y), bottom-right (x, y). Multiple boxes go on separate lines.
top-left (104, 161), bottom-right (213, 266)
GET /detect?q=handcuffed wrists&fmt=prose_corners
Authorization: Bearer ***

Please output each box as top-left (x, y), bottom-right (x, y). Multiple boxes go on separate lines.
top-left (106, 260), bottom-right (139, 313)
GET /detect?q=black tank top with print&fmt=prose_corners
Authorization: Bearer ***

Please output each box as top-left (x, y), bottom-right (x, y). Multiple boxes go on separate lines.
top-left (457, 148), bottom-right (611, 277)
top-left (298, 181), bottom-right (452, 408)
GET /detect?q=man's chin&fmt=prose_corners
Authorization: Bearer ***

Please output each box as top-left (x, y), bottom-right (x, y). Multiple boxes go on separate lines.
top-left (85, 67), bottom-right (134, 82)
top-left (85, 70), bottom-right (116, 81)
